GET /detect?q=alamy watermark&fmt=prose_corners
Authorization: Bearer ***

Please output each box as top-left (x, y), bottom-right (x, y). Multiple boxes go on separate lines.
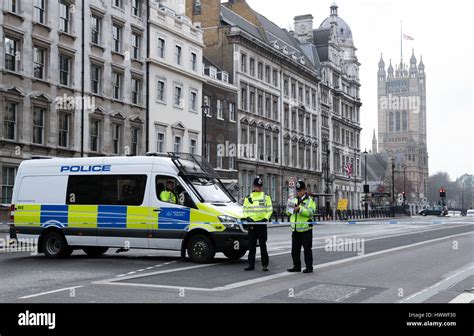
top-left (325, 236), bottom-right (365, 256)
top-left (380, 94), bottom-right (421, 114)
top-left (0, 235), bottom-right (38, 255)
top-left (54, 94), bottom-right (96, 111)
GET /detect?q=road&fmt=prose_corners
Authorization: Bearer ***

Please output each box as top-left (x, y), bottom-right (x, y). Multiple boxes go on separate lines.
top-left (0, 216), bottom-right (472, 303)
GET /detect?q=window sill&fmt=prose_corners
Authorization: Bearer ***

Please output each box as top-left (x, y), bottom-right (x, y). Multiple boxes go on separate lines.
top-left (31, 78), bottom-right (51, 86)
top-left (111, 51), bottom-right (125, 58)
top-left (3, 10), bottom-right (24, 21)
top-left (0, 139), bottom-right (21, 145)
top-left (32, 21), bottom-right (52, 32)
top-left (90, 43), bottom-right (105, 51)
top-left (111, 98), bottom-right (125, 105)
top-left (2, 69), bottom-right (24, 79)
top-left (59, 31), bottom-right (77, 40)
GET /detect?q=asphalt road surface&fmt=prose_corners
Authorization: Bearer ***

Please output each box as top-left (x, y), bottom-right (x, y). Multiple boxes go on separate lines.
top-left (0, 216), bottom-right (472, 303)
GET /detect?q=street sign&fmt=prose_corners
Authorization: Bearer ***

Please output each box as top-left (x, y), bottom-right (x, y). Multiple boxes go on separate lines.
top-left (337, 199), bottom-right (348, 211)
top-left (371, 192), bottom-right (391, 197)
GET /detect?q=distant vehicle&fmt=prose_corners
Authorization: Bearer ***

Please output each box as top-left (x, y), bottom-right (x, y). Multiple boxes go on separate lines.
top-left (466, 210), bottom-right (474, 217)
top-left (446, 211), bottom-right (462, 217)
top-left (418, 205), bottom-right (448, 217)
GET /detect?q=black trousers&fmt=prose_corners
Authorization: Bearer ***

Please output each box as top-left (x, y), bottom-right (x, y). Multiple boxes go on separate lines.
top-left (247, 224), bottom-right (269, 267)
top-left (291, 230), bottom-right (313, 270)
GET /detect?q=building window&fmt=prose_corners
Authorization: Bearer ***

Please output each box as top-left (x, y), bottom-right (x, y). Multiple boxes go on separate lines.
top-left (3, 101), bottom-right (17, 141)
top-left (2, 167), bottom-right (16, 204)
top-left (229, 156), bottom-right (235, 170)
top-left (216, 146), bottom-right (223, 169)
top-left (284, 105), bottom-right (289, 128)
top-left (158, 38), bottom-right (165, 58)
top-left (157, 79), bottom-right (166, 102)
top-left (113, 0), bottom-right (123, 9)
top-left (249, 58), bottom-right (255, 76)
top-left (112, 123), bottom-right (122, 155)
top-left (112, 72), bottom-right (122, 100)
top-left (4, 37), bottom-right (18, 72)
top-left (402, 111), bottom-right (408, 131)
top-left (131, 0), bottom-right (140, 17)
top-left (265, 134), bottom-right (271, 161)
top-left (305, 88), bottom-right (310, 106)
top-left (249, 91), bottom-right (255, 113)
top-left (33, 0), bottom-right (46, 24)
top-left (32, 107), bottom-right (45, 145)
top-left (90, 119), bottom-right (101, 152)
top-left (131, 33), bottom-right (141, 59)
top-left (157, 132), bottom-right (165, 153)
top-left (58, 112), bottom-right (70, 148)
top-left (174, 85), bottom-right (183, 107)
top-left (131, 127), bottom-right (140, 156)
top-left (273, 99), bottom-right (279, 120)
top-left (389, 112), bottom-right (394, 132)
top-left (241, 87), bottom-right (247, 111)
top-left (91, 64), bottom-right (102, 94)
top-left (175, 45), bottom-right (182, 65)
top-left (174, 136), bottom-right (182, 153)
top-left (190, 90), bottom-right (198, 112)
top-left (193, 0), bottom-right (201, 15)
top-left (190, 138), bottom-right (197, 155)
top-left (395, 111), bottom-right (401, 132)
top-left (191, 52), bottom-right (197, 71)
top-left (217, 99), bottom-right (223, 120)
top-left (284, 142), bottom-right (289, 166)
top-left (257, 94), bottom-right (263, 116)
top-left (132, 78), bottom-right (141, 105)
top-left (283, 78), bottom-right (289, 97)
top-left (257, 62), bottom-right (263, 80)
top-left (241, 53), bottom-right (247, 73)
top-left (7, 0), bottom-right (19, 13)
top-left (112, 24), bottom-right (122, 53)
top-left (33, 46), bottom-right (46, 79)
top-left (265, 65), bottom-right (271, 83)
top-left (229, 103), bottom-right (236, 122)
top-left (291, 82), bottom-right (296, 99)
top-left (273, 69), bottom-right (278, 87)
top-left (59, 1), bottom-right (71, 33)
top-left (91, 15), bottom-right (102, 45)
top-left (291, 109), bottom-right (296, 130)
top-left (59, 54), bottom-right (71, 86)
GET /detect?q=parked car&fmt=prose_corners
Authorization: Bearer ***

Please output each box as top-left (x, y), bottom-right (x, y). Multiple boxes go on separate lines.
top-left (446, 211), bottom-right (462, 217)
top-left (466, 209), bottom-right (474, 217)
top-left (418, 205), bottom-right (448, 216)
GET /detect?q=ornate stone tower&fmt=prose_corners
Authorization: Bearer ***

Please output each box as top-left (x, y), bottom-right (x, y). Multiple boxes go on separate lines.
top-left (377, 50), bottom-right (429, 201)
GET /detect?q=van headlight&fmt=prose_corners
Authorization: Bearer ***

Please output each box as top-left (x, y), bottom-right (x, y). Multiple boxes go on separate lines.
top-left (218, 216), bottom-right (241, 231)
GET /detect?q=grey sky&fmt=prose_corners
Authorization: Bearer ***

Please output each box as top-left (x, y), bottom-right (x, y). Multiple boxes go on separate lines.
top-left (244, 0), bottom-right (473, 180)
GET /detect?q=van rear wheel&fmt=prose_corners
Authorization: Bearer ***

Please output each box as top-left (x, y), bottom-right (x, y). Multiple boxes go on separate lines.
top-left (42, 231), bottom-right (73, 258)
top-left (83, 247), bottom-right (109, 257)
top-left (187, 235), bottom-right (215, 263)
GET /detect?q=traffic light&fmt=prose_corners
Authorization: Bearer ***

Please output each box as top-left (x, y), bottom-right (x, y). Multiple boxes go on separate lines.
top-left (439, 188), bottom-right (446, 198)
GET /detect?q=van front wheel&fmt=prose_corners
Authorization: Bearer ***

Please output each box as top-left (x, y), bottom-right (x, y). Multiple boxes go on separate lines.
top-left (187, 235), bottom-right (215, 263)
top-left (42, 231), bottom-right (73, 258)
top-left (83, 247), bottom-right (109, 257)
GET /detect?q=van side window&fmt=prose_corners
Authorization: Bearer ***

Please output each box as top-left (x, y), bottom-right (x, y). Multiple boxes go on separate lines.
top-left (67, 175), bottom-right (147, 206)
top-left (156, 176), bottom-right (181, 204)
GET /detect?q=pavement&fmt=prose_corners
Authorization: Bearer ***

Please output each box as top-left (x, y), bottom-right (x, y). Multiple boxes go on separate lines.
top-left (0, 216), bottom-right (473, 303)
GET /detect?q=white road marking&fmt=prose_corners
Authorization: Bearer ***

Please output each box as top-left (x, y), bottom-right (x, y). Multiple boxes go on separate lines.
top-left (449, 293), bottom-right (474, 303)
top-left (19, 286), bottom-right (84, 299)
top-left (115, 261), bottom-right (177, 278)
top-left (93, 231), bottom-right (473, 292)
top-left (399, 263), bottom-right (474, 303)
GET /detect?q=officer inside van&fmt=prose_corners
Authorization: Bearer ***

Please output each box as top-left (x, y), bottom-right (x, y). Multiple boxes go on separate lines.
top-left (160, 180), bottom-right (177, 204)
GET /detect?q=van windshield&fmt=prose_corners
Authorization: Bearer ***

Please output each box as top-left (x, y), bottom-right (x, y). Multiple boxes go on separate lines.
top-left (188, 177), bottom-right (232, 203)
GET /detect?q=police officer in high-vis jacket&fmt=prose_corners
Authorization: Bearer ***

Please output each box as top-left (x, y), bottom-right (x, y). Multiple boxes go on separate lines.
top-left (287, 181), bottom-right (316, 273)
top-left (243, 177), bottom-right (273, 271)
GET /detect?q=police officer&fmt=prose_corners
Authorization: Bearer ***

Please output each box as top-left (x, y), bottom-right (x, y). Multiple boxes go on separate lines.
top-left (287, 181), bottom-right (316, 273)
top-left (160, 180), bottom-right (177, 204)
top-left (243, 177), bottom-right (273, 271)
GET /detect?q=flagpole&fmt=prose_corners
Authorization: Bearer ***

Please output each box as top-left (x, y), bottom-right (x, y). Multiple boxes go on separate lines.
top-left (400, 20), bottom-right (403, 65)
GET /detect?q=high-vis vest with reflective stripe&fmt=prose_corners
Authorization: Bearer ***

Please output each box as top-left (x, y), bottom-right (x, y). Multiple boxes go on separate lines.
top-left (160, 190), bottom-right (177, 204)
top-left (287, 194), bottom-right (316, 232)
top-left (243, 192), bottom-right (273, 222)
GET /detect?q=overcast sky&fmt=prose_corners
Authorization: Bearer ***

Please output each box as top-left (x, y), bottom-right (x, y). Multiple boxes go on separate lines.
top-left (244, 0), bottom-right (473, 180)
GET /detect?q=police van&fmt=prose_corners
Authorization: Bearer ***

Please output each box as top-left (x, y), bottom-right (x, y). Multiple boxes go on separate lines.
top-left (9, 153), bottom-right (248, 263)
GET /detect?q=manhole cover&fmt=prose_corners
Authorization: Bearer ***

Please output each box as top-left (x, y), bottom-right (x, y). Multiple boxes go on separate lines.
top-left (295, 284), bottom-right (365, 302)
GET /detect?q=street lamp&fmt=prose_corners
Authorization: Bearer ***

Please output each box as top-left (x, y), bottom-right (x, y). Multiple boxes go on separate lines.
top-left (391, 157), bottom-right (395, 217)
top-left (363, 148), bottom-right (368, 218)
top-left (402, 163), bottom-right (407, 205)
top-left (201, 104), bottom-right (210, 158)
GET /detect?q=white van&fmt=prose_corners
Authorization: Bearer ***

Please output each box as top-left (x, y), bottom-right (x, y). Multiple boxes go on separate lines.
top-left (9, 153), bottom-right (249, 263)
top-left (466, 210), bottom-right (474, 217)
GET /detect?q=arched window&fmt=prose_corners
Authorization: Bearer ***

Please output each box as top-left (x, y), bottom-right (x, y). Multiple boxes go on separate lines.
top-left (402, 111), bottom-right (408, 131)
top-left (389, 112), bottom-right (394, 132)
top-left (395, 112), bottom-right (401, 131)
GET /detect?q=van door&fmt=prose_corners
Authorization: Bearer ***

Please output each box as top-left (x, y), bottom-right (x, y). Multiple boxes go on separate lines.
top-left (149, 175), bottom-right (191, 251)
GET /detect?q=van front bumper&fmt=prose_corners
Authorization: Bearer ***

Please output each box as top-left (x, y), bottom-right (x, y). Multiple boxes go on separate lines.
top-left (212, 231), bottom-right (249, 252)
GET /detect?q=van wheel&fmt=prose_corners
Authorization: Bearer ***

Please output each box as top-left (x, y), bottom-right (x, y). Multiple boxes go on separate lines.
top-left (187, 235), bottom-right (215, 263)
top-left (223, 249), bottom-right (247, 260)
top-left (42, 231), bottom-right (73, 258)
top-left (83, 247), bottom-right (109, 257)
